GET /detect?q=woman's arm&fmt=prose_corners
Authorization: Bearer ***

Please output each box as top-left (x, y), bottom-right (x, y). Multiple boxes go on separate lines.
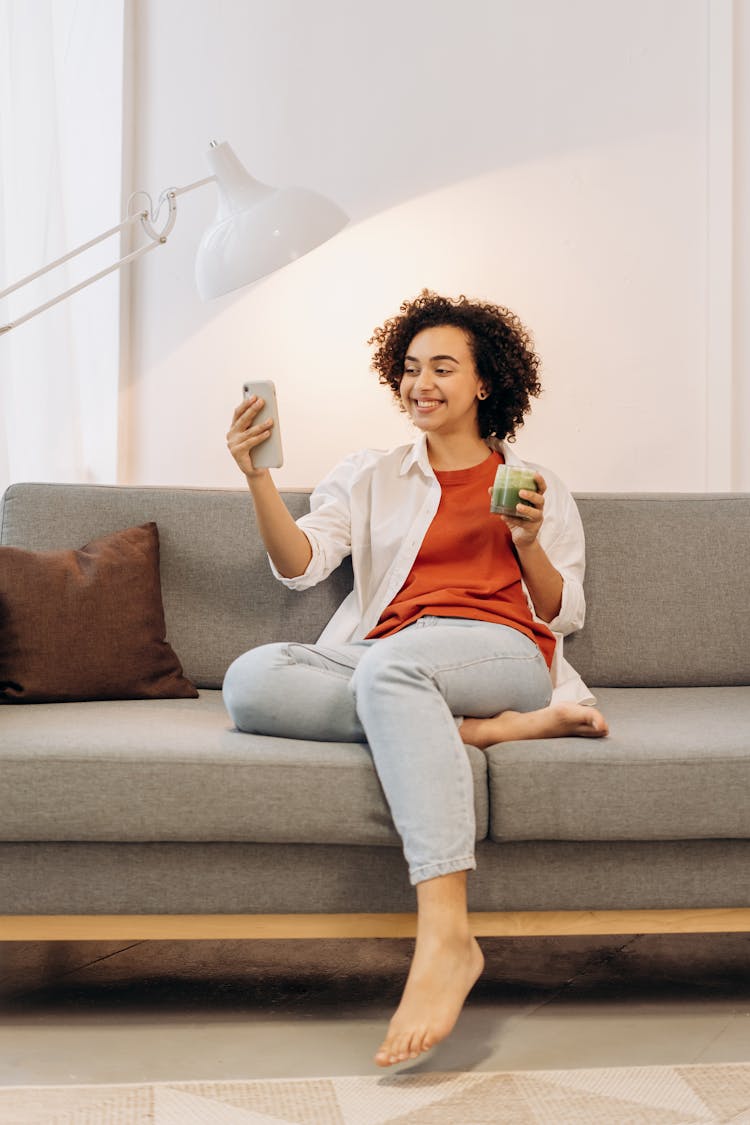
top-left (512, 536), bottom-right (563, 623)
top-left (499, 471), bottom-right (566, 624)
top-left (246, 471), bottom-right (313, 578)
top-left (227, 397), bottom-right (312, 579)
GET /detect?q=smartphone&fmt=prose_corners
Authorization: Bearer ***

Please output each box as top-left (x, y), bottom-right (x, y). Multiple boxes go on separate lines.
top-left (242, 379), bottom-right (284, 469)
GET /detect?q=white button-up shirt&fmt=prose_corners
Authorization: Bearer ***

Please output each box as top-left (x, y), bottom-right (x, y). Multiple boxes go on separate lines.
top-left (271, 433), bottom-right (593, 704)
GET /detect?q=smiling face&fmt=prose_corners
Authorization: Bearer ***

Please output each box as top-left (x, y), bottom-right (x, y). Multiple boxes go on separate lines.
top-left (399, 325), bottom-right (488, 439)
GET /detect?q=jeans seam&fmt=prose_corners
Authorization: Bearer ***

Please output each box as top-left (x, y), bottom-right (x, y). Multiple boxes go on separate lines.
top-left (434, 696), bottom-right (477, 873)
top-left (286, 643), bottom-right (359, 678)
top-left (428, 651), bottom-right (547, 677)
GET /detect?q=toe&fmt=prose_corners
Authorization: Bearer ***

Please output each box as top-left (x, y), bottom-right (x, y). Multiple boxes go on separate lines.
top-left (393, 1033), bottom-right (413, 1063)
top-left (406, 1027), bottom-right (427, 1059)
top-left (376, 1032), bottom-right (406, 1067)
top-left (374, 1040), bottom-right (393, 1067)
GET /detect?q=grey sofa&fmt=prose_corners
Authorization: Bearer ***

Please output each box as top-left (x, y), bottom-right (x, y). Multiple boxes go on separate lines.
top-left (1, 482), bottom-right (749, 943)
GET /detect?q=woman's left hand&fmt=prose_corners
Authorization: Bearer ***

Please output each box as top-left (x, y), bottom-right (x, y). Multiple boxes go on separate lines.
top-left (502, 473), bottom-right (546, 547)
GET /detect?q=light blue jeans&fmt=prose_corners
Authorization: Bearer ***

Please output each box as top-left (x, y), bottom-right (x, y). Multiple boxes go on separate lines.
top-left (223, 617), bottom-right (552, 885)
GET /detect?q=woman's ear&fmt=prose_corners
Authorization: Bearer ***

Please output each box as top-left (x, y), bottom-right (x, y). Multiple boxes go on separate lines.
top-left (477, 385), bottom-right (490, 401)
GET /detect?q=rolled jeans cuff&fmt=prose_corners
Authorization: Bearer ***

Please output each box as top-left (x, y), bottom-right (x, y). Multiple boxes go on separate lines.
top-left (408, 854), bottom-right (477, 887)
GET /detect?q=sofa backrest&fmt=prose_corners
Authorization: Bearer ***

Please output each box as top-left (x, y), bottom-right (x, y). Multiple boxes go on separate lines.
top-left (0, 483), bottom-right (350, 690)
top-left (568, 493), bottom-right (750, 687)
top-left (2, 483), bottom-right (749, 689)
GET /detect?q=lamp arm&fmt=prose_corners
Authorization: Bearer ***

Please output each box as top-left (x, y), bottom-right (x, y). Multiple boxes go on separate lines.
top-left (0, 174), bottom-right (216, 336)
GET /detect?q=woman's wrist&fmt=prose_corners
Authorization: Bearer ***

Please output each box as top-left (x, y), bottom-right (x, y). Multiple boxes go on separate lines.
top-left (245, 467), bottom-right (271, 489)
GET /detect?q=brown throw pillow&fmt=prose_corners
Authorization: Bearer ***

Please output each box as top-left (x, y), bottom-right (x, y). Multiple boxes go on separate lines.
top-left (0, 522), bottom-right (198, 703)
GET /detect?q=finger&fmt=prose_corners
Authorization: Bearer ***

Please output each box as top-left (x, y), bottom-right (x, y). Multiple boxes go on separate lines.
top-left (228, 417), bottom-right (273, 444)
top-left (233, 396), bottom-right (266, 424)
top-left (229, 422), bottom-right (273, 453)
top-left (227, 405), bottom-right (271, 441)
top-left (232, 398), bottom-right (256, 421)
top-left (503, 506), bottom-right (538, 526)
top-left (519, 489), bottom-right (544, 511)
top-left (534, 473), bottom-right (547, 493)
top-left (517, 491), bottom-right (543, 518)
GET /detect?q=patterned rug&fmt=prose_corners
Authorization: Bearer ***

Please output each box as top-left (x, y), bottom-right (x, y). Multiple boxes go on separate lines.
top-left (0, 1063), bottom-right (749, 1124)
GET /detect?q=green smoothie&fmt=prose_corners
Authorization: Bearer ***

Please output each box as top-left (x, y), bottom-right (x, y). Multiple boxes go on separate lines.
top-left (490, 465), bottom-right (538, 518)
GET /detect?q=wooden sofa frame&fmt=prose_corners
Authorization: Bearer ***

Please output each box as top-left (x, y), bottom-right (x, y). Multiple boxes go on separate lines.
top-left (2, 908), bottom-right (750, 942)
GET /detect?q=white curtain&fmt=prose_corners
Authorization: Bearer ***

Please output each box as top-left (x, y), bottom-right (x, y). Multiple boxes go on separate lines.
top-left (0, 0), bottom-right (124, 497)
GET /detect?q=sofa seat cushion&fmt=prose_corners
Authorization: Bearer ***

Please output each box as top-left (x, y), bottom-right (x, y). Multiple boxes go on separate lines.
top-left (486, 686), bottom-right (750, 842)
top-left (1, 690), bottom-right (489, 845)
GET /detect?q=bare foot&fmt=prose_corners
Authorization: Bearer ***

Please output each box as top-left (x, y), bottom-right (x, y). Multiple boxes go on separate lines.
top-left (374, 933), bottom-right (484, 1067)
top-left (459, 702), bottom-right (609, 750)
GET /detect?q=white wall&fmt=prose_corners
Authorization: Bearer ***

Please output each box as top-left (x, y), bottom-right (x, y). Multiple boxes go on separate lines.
top-left (123, 0), bottom-right (742, 493)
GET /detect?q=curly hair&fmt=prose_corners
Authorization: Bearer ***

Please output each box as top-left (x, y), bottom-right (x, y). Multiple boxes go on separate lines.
top-left (368, 290), bottom-right (542, 442)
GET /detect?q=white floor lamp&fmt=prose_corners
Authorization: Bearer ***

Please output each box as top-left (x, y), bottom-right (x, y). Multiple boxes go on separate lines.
top-left (0, 140), bottom-right (349, 335)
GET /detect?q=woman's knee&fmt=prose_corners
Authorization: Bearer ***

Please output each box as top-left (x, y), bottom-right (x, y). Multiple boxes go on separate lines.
top-left (222, 643), bottom-right (288, 732)
top-left (351, 638), bottom-right (422, 698)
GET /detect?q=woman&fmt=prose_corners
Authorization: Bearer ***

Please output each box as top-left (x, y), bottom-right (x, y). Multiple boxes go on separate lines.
top-left (223, 290), bottom-right (607, 1067)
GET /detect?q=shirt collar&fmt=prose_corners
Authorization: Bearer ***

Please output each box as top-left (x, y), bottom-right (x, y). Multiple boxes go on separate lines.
top-left (493, 436), bottom-right (524, 465)
top-left (398, 433), bottom-right (433, 477)
top-left (398, 433), bottom-right (523, 476)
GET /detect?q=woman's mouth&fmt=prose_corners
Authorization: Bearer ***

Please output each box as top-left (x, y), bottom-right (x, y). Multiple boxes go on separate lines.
top-left (412, 399), bottom-right (444, 412)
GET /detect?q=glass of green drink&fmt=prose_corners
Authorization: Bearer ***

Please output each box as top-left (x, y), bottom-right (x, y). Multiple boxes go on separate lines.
top-left (490, 464), bottom-right (538, 518)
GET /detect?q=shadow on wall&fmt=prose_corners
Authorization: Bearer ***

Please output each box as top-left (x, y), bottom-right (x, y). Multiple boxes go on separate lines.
top-left (134, 0), bottom-right (705, 225)
top-left (128, 126), bottom-right (707, 494)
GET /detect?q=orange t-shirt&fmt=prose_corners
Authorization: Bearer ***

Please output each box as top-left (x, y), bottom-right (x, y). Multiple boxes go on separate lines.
top-left (366, 451), bottom-right (556, 667)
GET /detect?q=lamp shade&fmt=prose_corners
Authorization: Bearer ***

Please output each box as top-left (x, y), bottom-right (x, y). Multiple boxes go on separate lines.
top-left (195, 141), bottom-right (349, 300)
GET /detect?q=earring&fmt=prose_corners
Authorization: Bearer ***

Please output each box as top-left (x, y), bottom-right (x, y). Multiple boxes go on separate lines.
top-left (478, 389), bottom-right (489, 400)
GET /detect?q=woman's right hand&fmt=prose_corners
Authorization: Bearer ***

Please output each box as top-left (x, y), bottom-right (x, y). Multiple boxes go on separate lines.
top-left (226, 396), bottom-right (275, 480)
top-left (226, 398), bottom-right (313, 577)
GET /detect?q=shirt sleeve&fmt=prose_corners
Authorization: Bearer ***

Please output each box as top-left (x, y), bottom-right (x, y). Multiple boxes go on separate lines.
top-left (534, 472), bottom-right (586, 637)
top-left (268, 453), bottom-right (359, 590)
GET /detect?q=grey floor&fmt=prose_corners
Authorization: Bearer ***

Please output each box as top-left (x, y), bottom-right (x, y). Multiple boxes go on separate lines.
top-left (1, 933), bottom-right (749, 1085)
